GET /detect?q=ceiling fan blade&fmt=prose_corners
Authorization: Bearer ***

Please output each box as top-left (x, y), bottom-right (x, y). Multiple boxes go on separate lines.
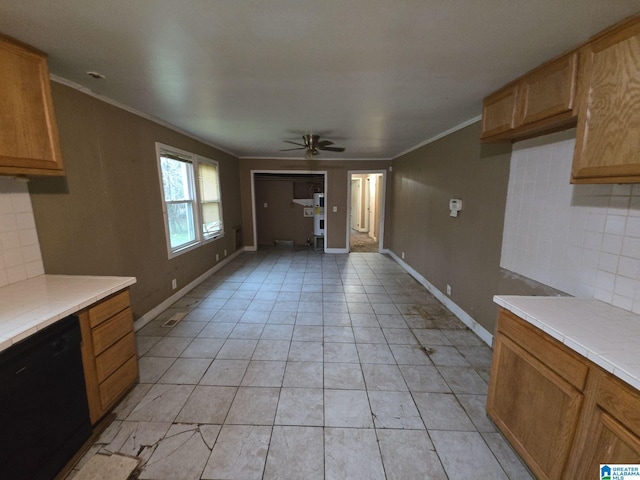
top-left (317, 140), bottom-right (334, 147)
top-left (283, 140), bottom-right (306, 147)
top-left (319, 146), bottom-right (345, 152)
top-left (280, 147), bottom-right (305, 151)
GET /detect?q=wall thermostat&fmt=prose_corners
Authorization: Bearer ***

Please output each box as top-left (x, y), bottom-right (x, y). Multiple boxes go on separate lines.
top-left (449, 199), bottom-right (462, 217)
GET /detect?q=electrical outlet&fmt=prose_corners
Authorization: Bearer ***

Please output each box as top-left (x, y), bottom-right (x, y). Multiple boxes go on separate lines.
top-left (171, 279), bottom-right (177, 290)
top-left (446, 284), bottom-right (452, 296)
top-left (224, 249), bottom-right (227, 257)
top-left (401, 252), bottom-right (405, 259)
top-left (216, 253), bottom-right (219, 261)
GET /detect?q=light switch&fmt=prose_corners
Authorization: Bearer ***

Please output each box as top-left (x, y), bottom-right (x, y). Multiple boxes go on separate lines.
top-left (332, 206), bottom-right (337, 212)
top-left (264, 202), bottom-right (268, 208)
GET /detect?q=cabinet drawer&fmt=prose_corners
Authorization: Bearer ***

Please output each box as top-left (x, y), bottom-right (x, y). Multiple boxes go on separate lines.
top-left (91, 307), bottom-right (133, 355)
top-left (95, 331), bottom-right (136, 383)
top-left (89, 290), bottom-right (130, 329)
top-left (99, 355), bottom-right (138, 410)
top-left (497, 309), bottom-right (588, 391)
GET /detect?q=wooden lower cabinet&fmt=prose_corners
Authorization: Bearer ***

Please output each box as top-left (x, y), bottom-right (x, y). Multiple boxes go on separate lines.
top-left (79, 289), bottom-right (139, 425)
top-left (565, 370), bottom-right (640, 478)
top-left (488, 308), bottom-right (640, 479)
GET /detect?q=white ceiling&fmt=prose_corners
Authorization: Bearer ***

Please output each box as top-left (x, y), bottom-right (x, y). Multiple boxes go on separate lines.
top-left (0, 1), bottom-right (638, 160)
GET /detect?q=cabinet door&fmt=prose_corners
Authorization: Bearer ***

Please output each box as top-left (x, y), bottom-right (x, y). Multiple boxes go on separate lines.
top-left (0, 36), bottom-right (63, 175)
top-left (487, 332), bottom-right (583, 480)
top-left (481, 85), bottom-right (518, 139)
top-left (518, 52), bottom-right (578, 126)
top-left (567, 371), bottom-right (640, 478)
top-left (572, 18), bottom-right (640, 183)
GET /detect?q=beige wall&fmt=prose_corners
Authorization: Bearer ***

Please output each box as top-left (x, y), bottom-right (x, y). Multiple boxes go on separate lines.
top-left (28, 82), bottom-right (242, 318)
top-left (239, 158), bottom-right (392, 250)
top-left (388, 122), bottom-right (513, 334)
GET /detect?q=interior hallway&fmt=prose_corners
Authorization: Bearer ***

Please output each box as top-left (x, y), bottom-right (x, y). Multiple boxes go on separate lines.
top-left (68, 250), bottom-right (532, 479)
top-left (349, 230), bottom-right (378, 253)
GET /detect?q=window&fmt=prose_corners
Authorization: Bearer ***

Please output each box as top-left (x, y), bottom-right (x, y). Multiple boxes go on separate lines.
top-left (156, 143), bottom-right (224, 257)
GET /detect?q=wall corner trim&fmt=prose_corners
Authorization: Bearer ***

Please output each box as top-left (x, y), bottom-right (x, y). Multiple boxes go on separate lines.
top-left (134, 248), bottom-right (245, 331)
top-left (387, 250), bottom-right (493, 347)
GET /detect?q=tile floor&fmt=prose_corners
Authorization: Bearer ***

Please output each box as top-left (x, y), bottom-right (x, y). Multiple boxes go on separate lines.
top-left (69, 249), bottom-right (533, 479)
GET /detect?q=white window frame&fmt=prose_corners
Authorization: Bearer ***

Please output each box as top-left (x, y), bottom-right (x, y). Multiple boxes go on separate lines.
top-left (156, 142), bottom-right (224, 258)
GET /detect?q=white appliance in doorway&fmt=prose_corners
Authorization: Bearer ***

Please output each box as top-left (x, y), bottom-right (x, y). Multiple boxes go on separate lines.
top-left (313, 193), bottom-right (325, 236)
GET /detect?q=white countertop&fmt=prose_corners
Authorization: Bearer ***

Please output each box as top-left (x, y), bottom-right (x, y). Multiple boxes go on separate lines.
top-left (0, 275), bottom-right (136, 352)
top-left (494, 295), bottom-right (640, 391)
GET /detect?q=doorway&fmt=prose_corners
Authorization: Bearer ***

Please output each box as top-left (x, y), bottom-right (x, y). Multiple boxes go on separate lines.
top-left (347, 171), bottom-right (385, 253)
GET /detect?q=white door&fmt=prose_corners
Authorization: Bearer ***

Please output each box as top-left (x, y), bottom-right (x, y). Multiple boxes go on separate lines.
top-left (350, 178), bottom-right (361, 230)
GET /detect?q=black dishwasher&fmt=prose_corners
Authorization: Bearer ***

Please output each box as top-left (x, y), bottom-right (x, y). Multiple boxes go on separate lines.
top-left (0, 315), bottom-right (92, 480)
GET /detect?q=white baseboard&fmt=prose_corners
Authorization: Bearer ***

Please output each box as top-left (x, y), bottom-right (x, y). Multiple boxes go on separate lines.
top-left (244, 245), bottom-right (257, 252)
top-left (134, 248), bottom-right (245, 331)
top-left (326, 247), bottom-right (349, 254)
top-left (387, 250), bottom-right (493, 347)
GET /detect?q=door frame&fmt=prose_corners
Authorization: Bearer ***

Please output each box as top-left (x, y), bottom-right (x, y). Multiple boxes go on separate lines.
top-left (346, 170), bottom-right (386, 253)
top-left (250, 169), bottom-right (328, 251)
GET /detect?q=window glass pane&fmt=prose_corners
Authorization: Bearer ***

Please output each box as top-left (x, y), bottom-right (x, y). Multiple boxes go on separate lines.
top-left (161, 156), bottom-right (193, 201)
top-left (167, 202), bottom-right (196, 248)
top-left (198, 163), bottom-right (219, 201)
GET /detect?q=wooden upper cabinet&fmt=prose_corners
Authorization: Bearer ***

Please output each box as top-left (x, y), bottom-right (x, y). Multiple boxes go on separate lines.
top-left (481, 86), bottom-right (518, 139)
top-left (517, 51), bottom-right (578, 127)
top-left (480, 51), bottom-right (578, 143)
top-left (571, 17), bottom-right (640, 183)
top-left (0, 35), bottom-right (64, 176)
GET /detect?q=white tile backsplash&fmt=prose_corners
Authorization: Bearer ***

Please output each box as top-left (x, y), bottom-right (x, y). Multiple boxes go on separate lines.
top-left (501, 129), bottom-right (640, 314)
top-left (0, 177), bottom-right (44, 287)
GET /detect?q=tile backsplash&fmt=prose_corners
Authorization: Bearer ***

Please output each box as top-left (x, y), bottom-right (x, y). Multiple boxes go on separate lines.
top-left (501, 129), bottom-right (640, 314)
top-left (0, 177), bottom-right (44, 287)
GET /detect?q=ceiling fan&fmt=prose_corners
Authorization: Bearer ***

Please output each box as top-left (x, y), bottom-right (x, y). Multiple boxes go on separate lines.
top-left (280, 134), bottom-right (345, 156)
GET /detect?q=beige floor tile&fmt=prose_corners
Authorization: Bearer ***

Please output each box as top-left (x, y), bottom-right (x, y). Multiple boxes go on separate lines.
top-left (146, 336), bottom-right (193, 357)
top-left (324, 428), bottom-right (385, 480)
top-left (275, 388), bottom-right (324, 426)
top-left (390, 344), bottom-right (433, 365)
top-left (260, 324), bottom-right (294, 340)
top-left (252, 339), bottom-right (290, 360)
top-left (457, 394), bottom-right (497, 432)
top-left (399, 364), bottom-right (451, 393)
top-left (414, 392), bottom-right (475, 430)
top-left (356, 343), bottom-right (396, 364)
top-left (99, 420), bottom-right (171, 467)
top-left (225, 387), bottom-right (280, 425)
top-left (197, 322), bottom-right (235, 338)
top-left (368, 391), bottom-right (424, 429)
top-left (202, 425), bottom-right (271, 480)
top-left (431, 430), bottom-right (509, 479)
top-left (377, 429), bottom-right (447, 479)
top-left (324, 389), bottom-right (373, 427)
top-left (324, 342), bottom-right (360, 363)
top-left (437, 366), bottom-right (489, 394)
top-left (216, 338), bottom-right (258, 359)
top-left (199, 359), bottom-right (249, 386)
top-left (229, 323), bottom-right (264, 339)
top-left (263, 426), bottom-right (324, 480)
top-left (139, 424), bottom-right (218, 480)
top-left (324, 362), bottom-right (365, 389)
top-left (382, 327), bottom-right (419, 345)
top-left (138, 356), bottom-right (175, 384)
top-left (126, 384), bottom-right (194, 423)
top-left (324, 326), bottom-right (355, 343)
top-left (288, 340), bottom-right (323, 361)
top-left (292, 325), bottom-right (323, 341)
top-left (353, 326), bottom-right (387, 343)
top-left (481, 432), bottom-right (535, 479)
top-left (158, 358), bottom-right (211, 384)
top-left (427, 345), bottom-right (472, 366)
top-left (180, 338), bottom-right (224, 358)
top-left (175, 386), bottom-right (236, 424)
top-left (241, 360), bottom-right (286, 387)
top-left (283, 361), bottom-right (324, 388)
top-left (362, 363), bottom-right (408, 391)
